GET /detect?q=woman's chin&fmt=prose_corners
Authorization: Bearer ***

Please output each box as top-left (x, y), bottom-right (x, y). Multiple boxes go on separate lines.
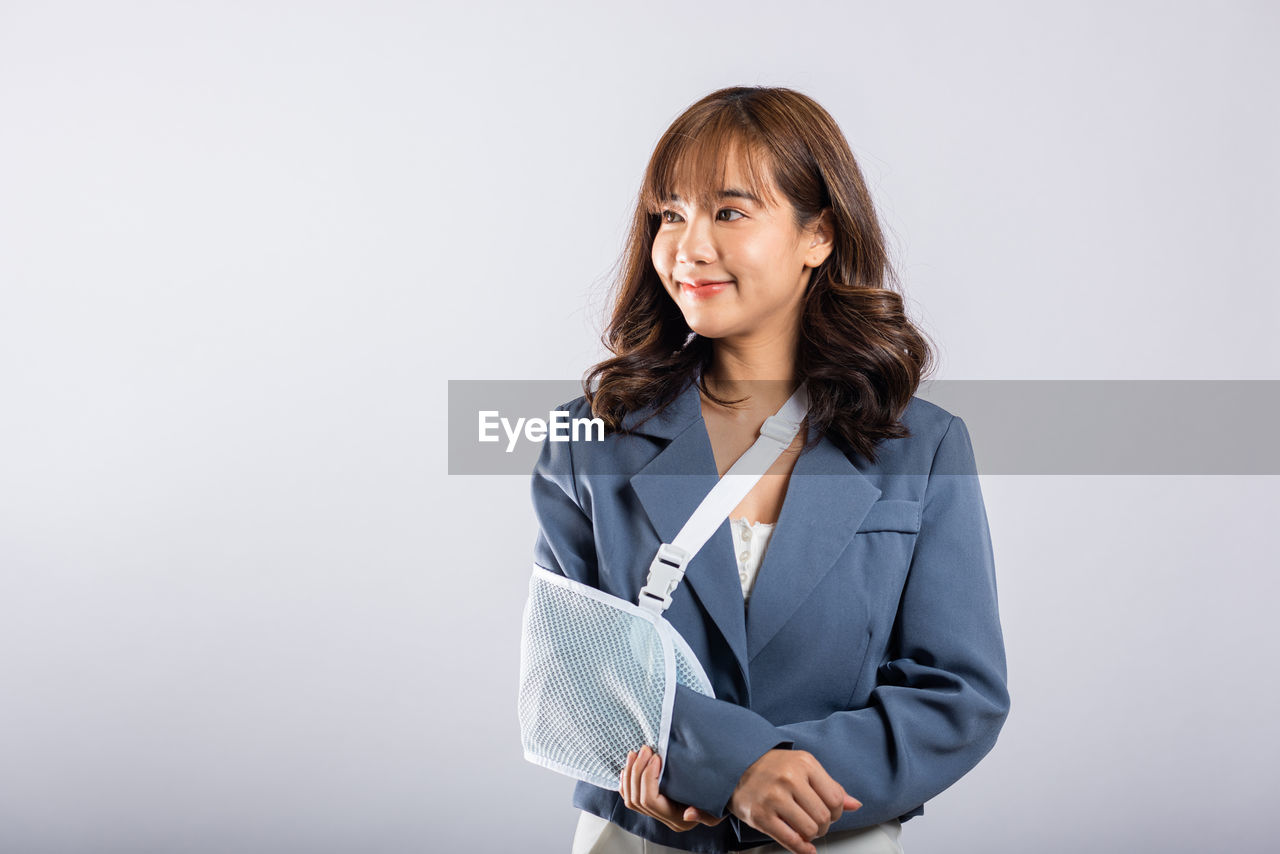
top-left (685, 320), bottom-right (734, 340)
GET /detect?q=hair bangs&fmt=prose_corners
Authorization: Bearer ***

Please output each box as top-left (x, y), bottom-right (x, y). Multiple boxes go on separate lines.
top-left (640, 119), bottom-right (779, 217)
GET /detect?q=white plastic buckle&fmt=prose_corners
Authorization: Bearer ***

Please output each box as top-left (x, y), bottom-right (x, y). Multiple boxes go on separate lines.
top-left (759, 414), bottom-right (798, 447)
top-left (638, 542), bottom-right (691, 613)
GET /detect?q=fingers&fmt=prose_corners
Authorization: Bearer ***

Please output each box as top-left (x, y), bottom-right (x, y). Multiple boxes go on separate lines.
top-left (800, 752), bottom-right (862, 824)
top-left (622, 748), bottom-right (655, 818)
top-left (620, 746), bottom-right (701, 832)
top-left (683, 806), bottom-right (726, 827)
top-left (757, 812), bottom-right (818, 854)
top-left (619, 746), bottom-right (725, 832)
top-left (638, 748), bottom-right (662, 810)
top-left (629, 748), bottom-right (649, 814)
top-left (620, 748), bottom-right (655, 820)
top-left (801, 753), bottom-right (846, 818)
top-left (778, 795), bottom-right (824, 843)
top-left (815, 780), bottom-right (845, 821)
top-left (728, 749), bottom-right (867, 853)
top-left (811, 782), bottom-right (862, 824)
top-left (619, 750), bottom-right (630, 805)
top-left (642, 752), bottom-right (700, 832)
top-left (789, 781), bottom-right (833, 837)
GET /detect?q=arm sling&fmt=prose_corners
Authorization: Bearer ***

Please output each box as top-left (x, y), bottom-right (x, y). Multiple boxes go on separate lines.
top-left (518, 382), bottom-right (810, 790)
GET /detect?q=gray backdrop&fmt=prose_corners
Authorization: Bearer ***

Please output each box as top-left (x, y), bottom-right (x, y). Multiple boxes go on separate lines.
top-left (1, 2), bottom-right (1277, 852)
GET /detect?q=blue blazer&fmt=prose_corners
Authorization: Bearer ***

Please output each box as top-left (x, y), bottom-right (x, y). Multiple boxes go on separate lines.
top-left (530, 376), bottom-right (1010, 852)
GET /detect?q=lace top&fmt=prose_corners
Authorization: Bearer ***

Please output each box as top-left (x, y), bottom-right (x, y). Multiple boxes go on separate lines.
top-left (729, 517), bottom-right (776, 601)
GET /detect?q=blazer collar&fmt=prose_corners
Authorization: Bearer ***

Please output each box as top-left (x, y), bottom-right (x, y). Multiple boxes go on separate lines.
top-left (626, 375), bottom-right (883, 691)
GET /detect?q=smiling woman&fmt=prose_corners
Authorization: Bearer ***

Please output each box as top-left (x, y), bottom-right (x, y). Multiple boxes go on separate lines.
top-left (650, 144), bottom-right (832, 345)
top-left (525, 86), bottom-right (1010, 854)
top-left (586, 86), bottom-right (931, 465)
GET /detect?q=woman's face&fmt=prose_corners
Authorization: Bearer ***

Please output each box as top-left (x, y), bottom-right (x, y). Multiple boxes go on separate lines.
top-left (651, 153), bottom-right (833, 345)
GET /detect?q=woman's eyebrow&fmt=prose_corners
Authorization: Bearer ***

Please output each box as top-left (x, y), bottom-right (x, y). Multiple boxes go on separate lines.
top-left (665, 188), bottom-right (762, 205)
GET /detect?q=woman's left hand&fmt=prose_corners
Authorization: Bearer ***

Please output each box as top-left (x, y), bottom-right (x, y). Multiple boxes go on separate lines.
top-left (619, 745), bottom-right (726, 832)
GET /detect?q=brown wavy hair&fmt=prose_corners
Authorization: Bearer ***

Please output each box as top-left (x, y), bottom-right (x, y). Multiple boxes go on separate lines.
top-left (583, 86), bottom-right (936, 464)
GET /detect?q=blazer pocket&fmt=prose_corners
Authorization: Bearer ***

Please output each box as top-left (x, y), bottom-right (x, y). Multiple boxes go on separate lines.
top-left (856, 499), bottom-right (921, 534)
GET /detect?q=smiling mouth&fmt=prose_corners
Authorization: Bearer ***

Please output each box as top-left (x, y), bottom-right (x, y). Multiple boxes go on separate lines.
top-left (679, 280), bottom-right (733, 300)
top-left (680, 280), bottom-right (734, 289)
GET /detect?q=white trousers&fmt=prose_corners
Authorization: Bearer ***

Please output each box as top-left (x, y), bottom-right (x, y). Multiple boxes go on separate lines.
top-left (572, 810), bottom-right (904, 854)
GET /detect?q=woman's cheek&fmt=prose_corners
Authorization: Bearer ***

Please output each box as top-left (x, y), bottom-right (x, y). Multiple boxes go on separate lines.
top-left (651, 231), bottom-right (672, 259)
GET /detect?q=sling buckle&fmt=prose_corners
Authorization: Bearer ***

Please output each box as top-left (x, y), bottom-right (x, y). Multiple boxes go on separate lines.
top-left (759, 414), bottom-right (798, 446)
top-left (638, 542), bottom-right (691, 613)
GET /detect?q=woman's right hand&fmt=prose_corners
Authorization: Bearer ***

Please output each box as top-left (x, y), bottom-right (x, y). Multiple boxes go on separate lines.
top-left (729, 748), bottom-right (862, 854)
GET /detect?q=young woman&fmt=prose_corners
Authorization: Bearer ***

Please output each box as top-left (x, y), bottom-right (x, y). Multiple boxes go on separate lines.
top-left (530, 86), bottom-right (1010, 854)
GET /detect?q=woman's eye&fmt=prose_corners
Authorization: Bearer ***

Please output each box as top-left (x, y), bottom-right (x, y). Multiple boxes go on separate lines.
top-left (659, 209), bottom-right (743, 223)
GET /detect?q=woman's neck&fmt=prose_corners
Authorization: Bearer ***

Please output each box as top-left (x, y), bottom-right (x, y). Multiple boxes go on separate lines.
top-left (702, 342), bottom-right (800, 410)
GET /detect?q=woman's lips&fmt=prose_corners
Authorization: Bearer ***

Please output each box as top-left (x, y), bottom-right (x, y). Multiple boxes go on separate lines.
top-left (680, 280), bottom-right (733, 298)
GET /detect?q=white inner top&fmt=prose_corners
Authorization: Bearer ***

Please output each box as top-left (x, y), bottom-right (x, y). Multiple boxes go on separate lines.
top-left (729, 517), bottom-right (776, 601)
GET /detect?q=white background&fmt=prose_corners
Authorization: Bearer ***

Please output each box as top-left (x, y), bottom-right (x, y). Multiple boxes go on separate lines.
top-left (1, 2), bottom-right (1277, 852)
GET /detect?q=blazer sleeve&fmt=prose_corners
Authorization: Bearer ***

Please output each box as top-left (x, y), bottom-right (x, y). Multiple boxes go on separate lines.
top-left (529, 406), bottom-right (599, 588)
top-left (659, 415), bottom-right (1012, 837)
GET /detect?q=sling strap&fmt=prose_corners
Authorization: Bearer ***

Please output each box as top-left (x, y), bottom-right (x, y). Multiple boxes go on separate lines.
top-left (638, 380), bottom-right (810, 614)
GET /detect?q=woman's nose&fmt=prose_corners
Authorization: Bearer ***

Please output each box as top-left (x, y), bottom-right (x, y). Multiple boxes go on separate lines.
top-left (676, 213), bottom-right (716, 265)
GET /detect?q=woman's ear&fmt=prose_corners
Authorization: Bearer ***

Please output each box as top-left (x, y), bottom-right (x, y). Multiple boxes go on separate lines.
top-left (804, 208), bottom-right (836, 268)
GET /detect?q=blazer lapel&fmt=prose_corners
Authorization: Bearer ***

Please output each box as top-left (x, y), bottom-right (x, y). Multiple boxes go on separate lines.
top-left (743, 426), bottom-right (882, 661)
top-left (626, 379), bottom-right (753, 684)
top-left (623, 376), bottom-right (884, 683)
